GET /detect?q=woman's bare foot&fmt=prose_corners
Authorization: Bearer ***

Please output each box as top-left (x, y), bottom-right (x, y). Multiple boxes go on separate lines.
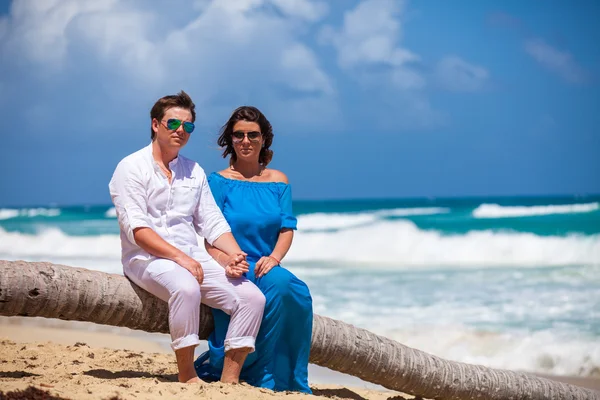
top-left (221, 348), bottom-right (250, 383)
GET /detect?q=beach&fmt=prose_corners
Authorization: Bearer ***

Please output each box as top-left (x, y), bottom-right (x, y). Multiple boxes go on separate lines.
top-left (1, 198), bottom-right (599, 398)
top-left (0, 317), bottom-right (420, 400)
top-left (1, 317), bottom-right (599, 399)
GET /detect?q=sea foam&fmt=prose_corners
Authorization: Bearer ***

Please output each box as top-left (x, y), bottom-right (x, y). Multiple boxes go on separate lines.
top-left (473, 202), bottom-right (599, 218)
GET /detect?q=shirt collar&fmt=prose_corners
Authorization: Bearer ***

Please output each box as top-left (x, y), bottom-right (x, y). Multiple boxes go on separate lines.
top-left (146, 142), bottom-right (180, 169)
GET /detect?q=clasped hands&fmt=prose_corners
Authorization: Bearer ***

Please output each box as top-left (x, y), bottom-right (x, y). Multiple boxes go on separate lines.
top-left (177, 251), bottom-right (280, 282)
top-left (218, 252), bottom-right (280, 278)
top-left (222, 252), bottom-right (250, 278)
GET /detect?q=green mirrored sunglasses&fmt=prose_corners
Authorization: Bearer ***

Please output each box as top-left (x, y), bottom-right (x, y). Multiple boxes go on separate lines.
top-left (162, 118), bottom-right (195, 134)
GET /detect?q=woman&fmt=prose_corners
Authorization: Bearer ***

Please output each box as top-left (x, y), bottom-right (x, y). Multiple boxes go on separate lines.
top-left (194, 106), bottom-right (313, 393)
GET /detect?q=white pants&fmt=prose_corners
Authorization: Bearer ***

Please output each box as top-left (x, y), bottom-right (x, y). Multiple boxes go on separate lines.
top-left (125, 256), bottom-right (265, 352)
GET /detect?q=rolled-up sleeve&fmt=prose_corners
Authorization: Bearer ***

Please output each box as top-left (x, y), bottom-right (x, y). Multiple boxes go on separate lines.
top-left (279, 184), bottom-right (298, 230)
top-left (108, 160), bottom-right (151, 244)
top-left (194, 172), bottom-right (231, 245)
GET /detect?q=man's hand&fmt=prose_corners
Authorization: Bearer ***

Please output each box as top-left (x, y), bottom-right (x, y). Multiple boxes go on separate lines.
top-left (224, 253), bottom-right (249, 278)
top-left (255, 256), bottom-right (279, 278)
top-left (175, 254), bottom-right (204, 284)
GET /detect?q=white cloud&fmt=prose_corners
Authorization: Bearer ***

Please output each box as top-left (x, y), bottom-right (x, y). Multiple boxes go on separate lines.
top-left (435, 56), bottom-right (489, 92)
top-left (72, 8), bottom-right (160, 81)
top-left (1, 0), bottom-right (489, 133)
top-left (269, 0), bottom-right (328, 22)
top-left (318, 0), bottom-right (461, 129)
top-left (0, 0), bottom-right (337, 126)
top-left (319, 0), bottom-right (424, 90)
top-left (524, 38), bottom-right (586, 83)
top-left (1, 0), bottom-right (333, 89)
top-left (280, 43), bottom-right (334, 94)
top-left (3, 0), bottom-right (119, 67)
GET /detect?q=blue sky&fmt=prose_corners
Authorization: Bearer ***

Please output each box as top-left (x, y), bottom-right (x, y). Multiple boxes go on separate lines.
top-left (0, 0), bottom-right (598, 206)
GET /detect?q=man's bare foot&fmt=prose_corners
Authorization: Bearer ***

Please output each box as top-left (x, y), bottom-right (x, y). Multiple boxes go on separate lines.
top-left (175, 345), bottom-right (201, 384)
top-left (179, 375), bottom-right (202, 384)
top-left (220, 377), bottom-right (240, 384)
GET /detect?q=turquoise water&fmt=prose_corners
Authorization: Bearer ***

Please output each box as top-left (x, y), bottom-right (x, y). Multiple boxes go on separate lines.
top-left (1, 195), bottom-right (599, 377)
top-left (3, 195), bottom-right (599, 236)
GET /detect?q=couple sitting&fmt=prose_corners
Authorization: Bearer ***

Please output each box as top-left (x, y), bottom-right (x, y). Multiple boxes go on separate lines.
top-left (108, 91), bottom-right (312, 393)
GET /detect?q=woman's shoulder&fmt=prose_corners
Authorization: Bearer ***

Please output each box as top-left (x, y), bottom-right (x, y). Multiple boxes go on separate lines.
top-left (214, 168), bottom-right (235, 179)
top-left (262, 168), bottom-right (289, 184)
top-left (207, 170), bottom-right (230, 189)
top-left (213, 168), bottom-right (289, 184)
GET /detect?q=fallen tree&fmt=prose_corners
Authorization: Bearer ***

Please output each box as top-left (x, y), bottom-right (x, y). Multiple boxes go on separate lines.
top-left (0, 260), bottom-right (596, 399)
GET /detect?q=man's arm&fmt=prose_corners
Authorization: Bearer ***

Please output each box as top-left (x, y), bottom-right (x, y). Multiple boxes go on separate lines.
top-left (212, 232), bottom-right (244, 256)
top-left (109, 160), bottom-right (153, 245)
top-left (193, 172), bottom-right (233, 246)
top-left (134, 228), bottom-right (204, 283)
top-left (109, 160), bottom-right (203, 283)
top-left (193, 171), bottom-right (247, 258)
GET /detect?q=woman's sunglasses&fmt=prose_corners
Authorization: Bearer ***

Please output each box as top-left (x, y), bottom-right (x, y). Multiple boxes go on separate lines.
top-left (232, 130), bottom-right (262, 143)
top-left (162, 118), bottom-right (195, 134)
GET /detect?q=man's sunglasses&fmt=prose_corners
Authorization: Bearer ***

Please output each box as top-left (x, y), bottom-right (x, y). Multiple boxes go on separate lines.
top-left (162, 118), bottom-right (195, 134)
top-left (232, 130), bottom-right (262, 143)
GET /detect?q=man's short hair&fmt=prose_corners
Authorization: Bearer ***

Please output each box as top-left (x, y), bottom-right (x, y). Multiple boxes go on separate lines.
top-left (150, 90), bottom-right (196, 140)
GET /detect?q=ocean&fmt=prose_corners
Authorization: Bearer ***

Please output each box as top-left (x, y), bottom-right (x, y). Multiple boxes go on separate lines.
top-left (1, 196), bottom-right (599, 378)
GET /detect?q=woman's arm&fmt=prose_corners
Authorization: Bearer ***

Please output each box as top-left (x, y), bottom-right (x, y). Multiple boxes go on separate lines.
top-left (255, 228), bottom-right (294, 278)
top-left (270, 228), bottom-right (294, 263)
top-left (205, 239), bottom-right (229, 267)
top-left (255, 170), bottom-right (297, 277)
top-left (205, 237), bottom-right (249, 277)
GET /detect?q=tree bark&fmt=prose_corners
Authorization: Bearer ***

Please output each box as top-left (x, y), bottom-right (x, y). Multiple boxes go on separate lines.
top-left (0, 260), bottom-right (597, 400)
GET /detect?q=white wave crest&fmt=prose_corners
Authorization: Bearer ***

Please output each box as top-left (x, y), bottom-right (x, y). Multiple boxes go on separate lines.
top-left (0, 227), bottom-right (122, 274)
top-left (473, 202), bottom-right (599, 218)
top-left (104, 207), bottom-right (117, 218)
top-left (297, 207), bottom-right (449, 231)
top-left (0, 207), bottom-right (61, 220)
top-left (2, 219), bottom-right (599, 271)
top-left (298, 213), bottom-right (377, 231)
top-left (0, 209), bottom-right (19, 220)
top-left (383, 325), bottom-right (600, 377)
top-left (287, 220), bottom-right (600, 267)
top-left (375, 207), bottom-right (450, 217)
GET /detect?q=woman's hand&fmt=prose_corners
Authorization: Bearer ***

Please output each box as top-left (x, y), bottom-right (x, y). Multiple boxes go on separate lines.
top-left (255, 256), bottom-right (279, 278)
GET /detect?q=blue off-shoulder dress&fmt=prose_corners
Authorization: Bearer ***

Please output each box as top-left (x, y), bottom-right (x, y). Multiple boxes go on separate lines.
top-left (194, 172), bottom-right (313, 393)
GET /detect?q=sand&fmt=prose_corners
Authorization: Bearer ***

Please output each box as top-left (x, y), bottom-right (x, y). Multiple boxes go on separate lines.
top-left (0, 317), bottom-right (419, 400)
top-left (1, 317), bottom-right (598, 399)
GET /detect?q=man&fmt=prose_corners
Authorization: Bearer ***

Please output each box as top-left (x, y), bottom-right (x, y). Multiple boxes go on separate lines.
top-left (109, 91), bottom-right (265, 384)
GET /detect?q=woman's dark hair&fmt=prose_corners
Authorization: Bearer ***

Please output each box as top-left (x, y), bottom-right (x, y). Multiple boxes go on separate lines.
top-left (217, 106), bottom-right (274, 165)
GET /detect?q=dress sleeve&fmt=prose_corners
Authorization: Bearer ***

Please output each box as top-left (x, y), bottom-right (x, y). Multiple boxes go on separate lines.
top-left (279, 184), bottom-right (297, 230)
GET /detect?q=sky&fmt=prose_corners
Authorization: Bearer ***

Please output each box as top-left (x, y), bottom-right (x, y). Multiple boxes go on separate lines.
top-left (0, 0), bottom-right (599, 206)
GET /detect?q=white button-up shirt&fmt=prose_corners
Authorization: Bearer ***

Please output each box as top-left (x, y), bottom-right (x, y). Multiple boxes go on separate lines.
top-left (108, 143), bottom-right (230, 268)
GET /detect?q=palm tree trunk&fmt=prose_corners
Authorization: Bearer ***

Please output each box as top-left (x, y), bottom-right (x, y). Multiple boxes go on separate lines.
top-left (0, 260), bottom-right (597, 400)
